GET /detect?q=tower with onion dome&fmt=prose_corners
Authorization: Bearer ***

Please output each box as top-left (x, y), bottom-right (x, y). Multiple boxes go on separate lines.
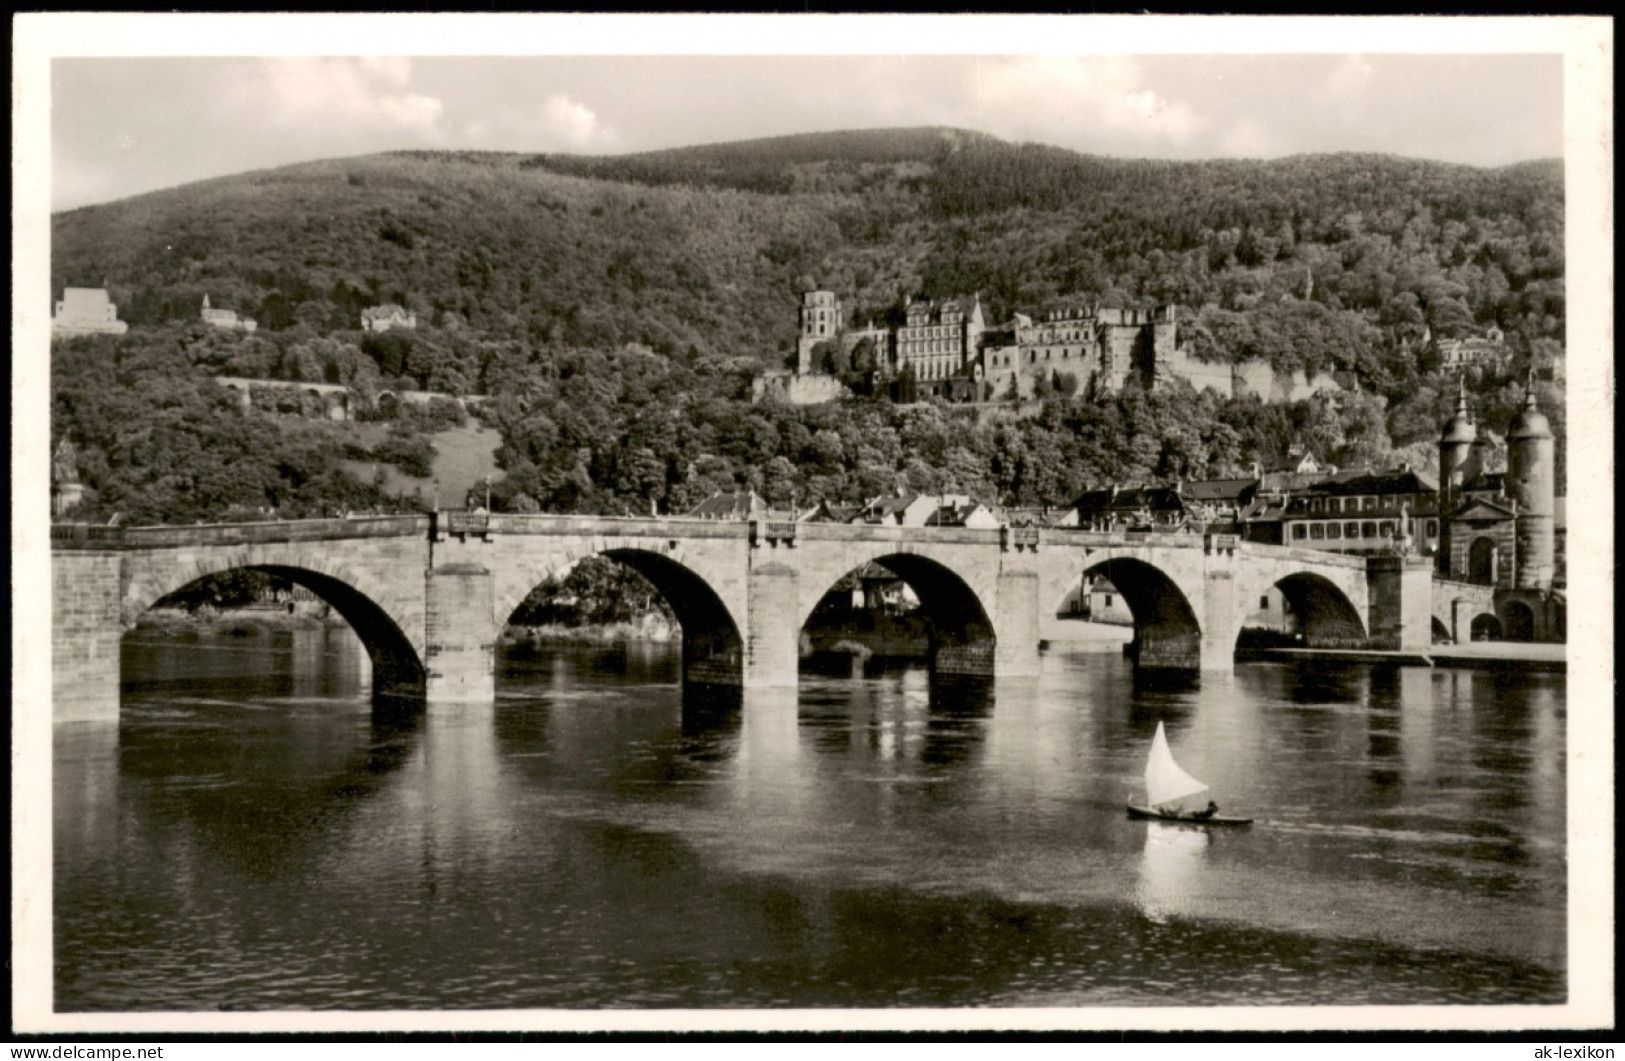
top-left (1436, 376), bottom-right (1478, 576)
top-left (1506, 371), bottom-right (1556, 590)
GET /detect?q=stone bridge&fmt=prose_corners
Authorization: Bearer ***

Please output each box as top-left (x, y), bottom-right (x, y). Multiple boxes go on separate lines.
top-left (50, 515), bottom-right (1433, 722)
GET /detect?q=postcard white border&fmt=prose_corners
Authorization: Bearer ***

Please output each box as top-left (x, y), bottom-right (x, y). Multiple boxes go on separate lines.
top-left (11, 13), bottom-right (1614, 1035)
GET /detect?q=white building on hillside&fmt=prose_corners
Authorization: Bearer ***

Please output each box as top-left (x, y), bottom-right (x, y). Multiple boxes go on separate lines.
top-left (53, 287), bottom-right (129, 336)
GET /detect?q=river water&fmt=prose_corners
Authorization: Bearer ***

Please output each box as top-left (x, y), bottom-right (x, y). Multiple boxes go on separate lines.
top-left (54, 627), bottom-right (1566, 1011)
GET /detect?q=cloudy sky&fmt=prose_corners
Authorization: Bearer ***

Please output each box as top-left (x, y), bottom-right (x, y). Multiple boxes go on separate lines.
top-left (15, 11), bottom-right (1599, 211)
top-left (27, 15), bottom-right (1589, 212)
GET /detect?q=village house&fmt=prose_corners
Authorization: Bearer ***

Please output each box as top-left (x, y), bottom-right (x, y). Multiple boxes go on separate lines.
top-left (684, 490), bottom-right (772, 521)
top-left (798, 500), bottom-right (865, 524)
top-left (200, 295), bottom-right (257, 333)
top-left (362, 304), bottom-right (418, 333)
top-left (1178, 477), bottom-right (1259, 525)
top-left (859, 492), bottom-right (976, 527)
top-left (1280, 466), bottom-right (1440, 556)
top-left (53, 287), bottom-right (128, 336)
top-left (923, 500), bottom-right (1003, 529)
top-left (1068, 485), bottom-right (1188, 531)
top-left (1436, 325), bottom-right (1507, 371)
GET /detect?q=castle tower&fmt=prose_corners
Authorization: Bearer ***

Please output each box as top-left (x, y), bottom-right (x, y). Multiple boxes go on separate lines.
top-left (797, 290), bottom-right (843, 375)
top-left (1506, 371), bottom-right (1555, 590)
top-left (1436, 376), bottom-right (1477, 575)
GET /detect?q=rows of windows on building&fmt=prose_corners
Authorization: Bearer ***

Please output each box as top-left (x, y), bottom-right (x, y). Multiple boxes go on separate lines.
top-left (796, 289), bottom-right (1186, 400)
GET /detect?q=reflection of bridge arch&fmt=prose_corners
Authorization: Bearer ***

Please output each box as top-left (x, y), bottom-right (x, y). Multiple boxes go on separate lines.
top-left (496, 545), bottom-right (745, 688)
top-left (1060, 556), bottom-right (1204, 670)
top-left (800, 552), bottom-right (998, 680)
top-left (1236, 571), bottom-right (1368, 650)
top-left (124, 557), bottom-right (426, 699)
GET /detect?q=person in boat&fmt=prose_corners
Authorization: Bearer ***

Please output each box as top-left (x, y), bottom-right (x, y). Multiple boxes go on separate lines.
top-left (1190, 800), bottom-right (1219, 820)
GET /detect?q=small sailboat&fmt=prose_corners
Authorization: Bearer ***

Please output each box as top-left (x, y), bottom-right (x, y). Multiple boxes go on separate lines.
top-left (1126, 721), bottom-right (1252, 825)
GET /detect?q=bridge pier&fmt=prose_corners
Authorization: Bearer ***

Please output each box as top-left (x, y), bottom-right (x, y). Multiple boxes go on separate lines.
top-left (1198, 561), bottom-right (1241, 672)
top-left (53, 550), bottom-right (124, 723)
top-left (992, 569), bottom-right (1041, 679)
top-left (423, 564), bottom-right (496, 705)
top-left (1366, 556), bottom-right (1433, 653)
top-left (745, 562), bottom-right (800, 690)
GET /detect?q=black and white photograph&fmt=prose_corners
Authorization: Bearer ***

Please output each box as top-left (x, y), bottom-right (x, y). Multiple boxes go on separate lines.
top-left (10, 13), bottom-right (1613, 1037)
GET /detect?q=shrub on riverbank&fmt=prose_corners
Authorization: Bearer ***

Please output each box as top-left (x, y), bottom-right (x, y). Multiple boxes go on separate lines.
top-left (133, 607), bottom-right (335, 636)
top-left (502, 614), bottom-right (678, 647)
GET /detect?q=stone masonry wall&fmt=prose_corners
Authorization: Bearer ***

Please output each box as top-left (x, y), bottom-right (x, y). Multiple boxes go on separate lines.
top-left (53, 550), bottom-right (124, 723)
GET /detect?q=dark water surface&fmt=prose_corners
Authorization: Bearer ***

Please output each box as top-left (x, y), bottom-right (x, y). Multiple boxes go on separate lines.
top-left (54, 628), bottom-right (1567, 1010)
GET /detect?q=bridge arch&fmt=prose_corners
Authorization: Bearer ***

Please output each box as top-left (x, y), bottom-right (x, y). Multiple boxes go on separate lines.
top-left (797, 551), bottom-right (999, 680)
top-left (1502, 600), bottom-right (1536, 642)
top-left (125, 557), bottom-right (426, 700)
top-left (1235, 570), bottom-right (1368, 651)
top-left (496, 545), bottom-right (745, 688)
top-left (1470, 613), bottom-right (1503, 641)
top-left (1431, 617), bottom-right (1452, 643)
top-left (1047, 555), bottom-right (1204, 671)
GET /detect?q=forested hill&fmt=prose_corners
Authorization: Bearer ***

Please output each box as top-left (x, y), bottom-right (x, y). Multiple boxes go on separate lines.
top-left (54, 128), bottom-right (1562, 376)
top-left (50, 128), bottom-right (1565, 524)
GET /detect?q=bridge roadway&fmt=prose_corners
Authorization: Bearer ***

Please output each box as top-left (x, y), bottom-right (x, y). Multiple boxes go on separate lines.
top-left (50, 512), bottom-right (1434, 722)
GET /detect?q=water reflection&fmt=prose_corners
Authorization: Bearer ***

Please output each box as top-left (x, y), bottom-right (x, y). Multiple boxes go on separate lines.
top-left (54, 634), bottom-right (1566, 1010)
top-left (1136, 822), bottom-right (1212, 924)
top-left (920, 679), bottom-right (994, 770)
top-left (112, 696), bottom-right (424, 879)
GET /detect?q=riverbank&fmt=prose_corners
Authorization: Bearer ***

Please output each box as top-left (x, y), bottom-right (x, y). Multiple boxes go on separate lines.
top-left (1252, 642), bottom-right (1565, 672)
top-left (502, 616), bottom-right (677, 646)
top-left (132, 608), bottom-right (338, 636)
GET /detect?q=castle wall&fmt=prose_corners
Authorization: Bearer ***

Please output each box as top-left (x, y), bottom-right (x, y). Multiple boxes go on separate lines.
top-left (1155, 348), bottom-right (1233, 397)
top-left (753, 372), bottom-right (849, 406)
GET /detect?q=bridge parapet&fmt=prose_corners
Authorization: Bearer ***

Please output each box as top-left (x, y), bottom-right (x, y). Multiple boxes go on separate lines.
top-left (1234, 541), bottom-right (1370, 570)
top-left (112, 515), bottom-right (430, 549)
top-left (51, 523), bottom-right (126, 549)
top-left (463, 512), bottom-right (752, 541)
top-left (1045, 527), bottom-right (1211, 551)
top-left (792, 522), bottom-right (1003, 547)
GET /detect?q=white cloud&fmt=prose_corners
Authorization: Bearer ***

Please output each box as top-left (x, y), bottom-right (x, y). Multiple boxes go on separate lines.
top-left (540, 95), bottom-right (617, 150)
top-left (237, 58), bottom-right (446, 140)
top-left (972, 57), bottom-right (1202, 151)
top-left (463, 94), bottom-right (621, 152)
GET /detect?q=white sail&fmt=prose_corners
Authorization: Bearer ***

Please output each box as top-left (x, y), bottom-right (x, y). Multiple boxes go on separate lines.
top-left (1144, 721), bottom-right (1208, 808)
